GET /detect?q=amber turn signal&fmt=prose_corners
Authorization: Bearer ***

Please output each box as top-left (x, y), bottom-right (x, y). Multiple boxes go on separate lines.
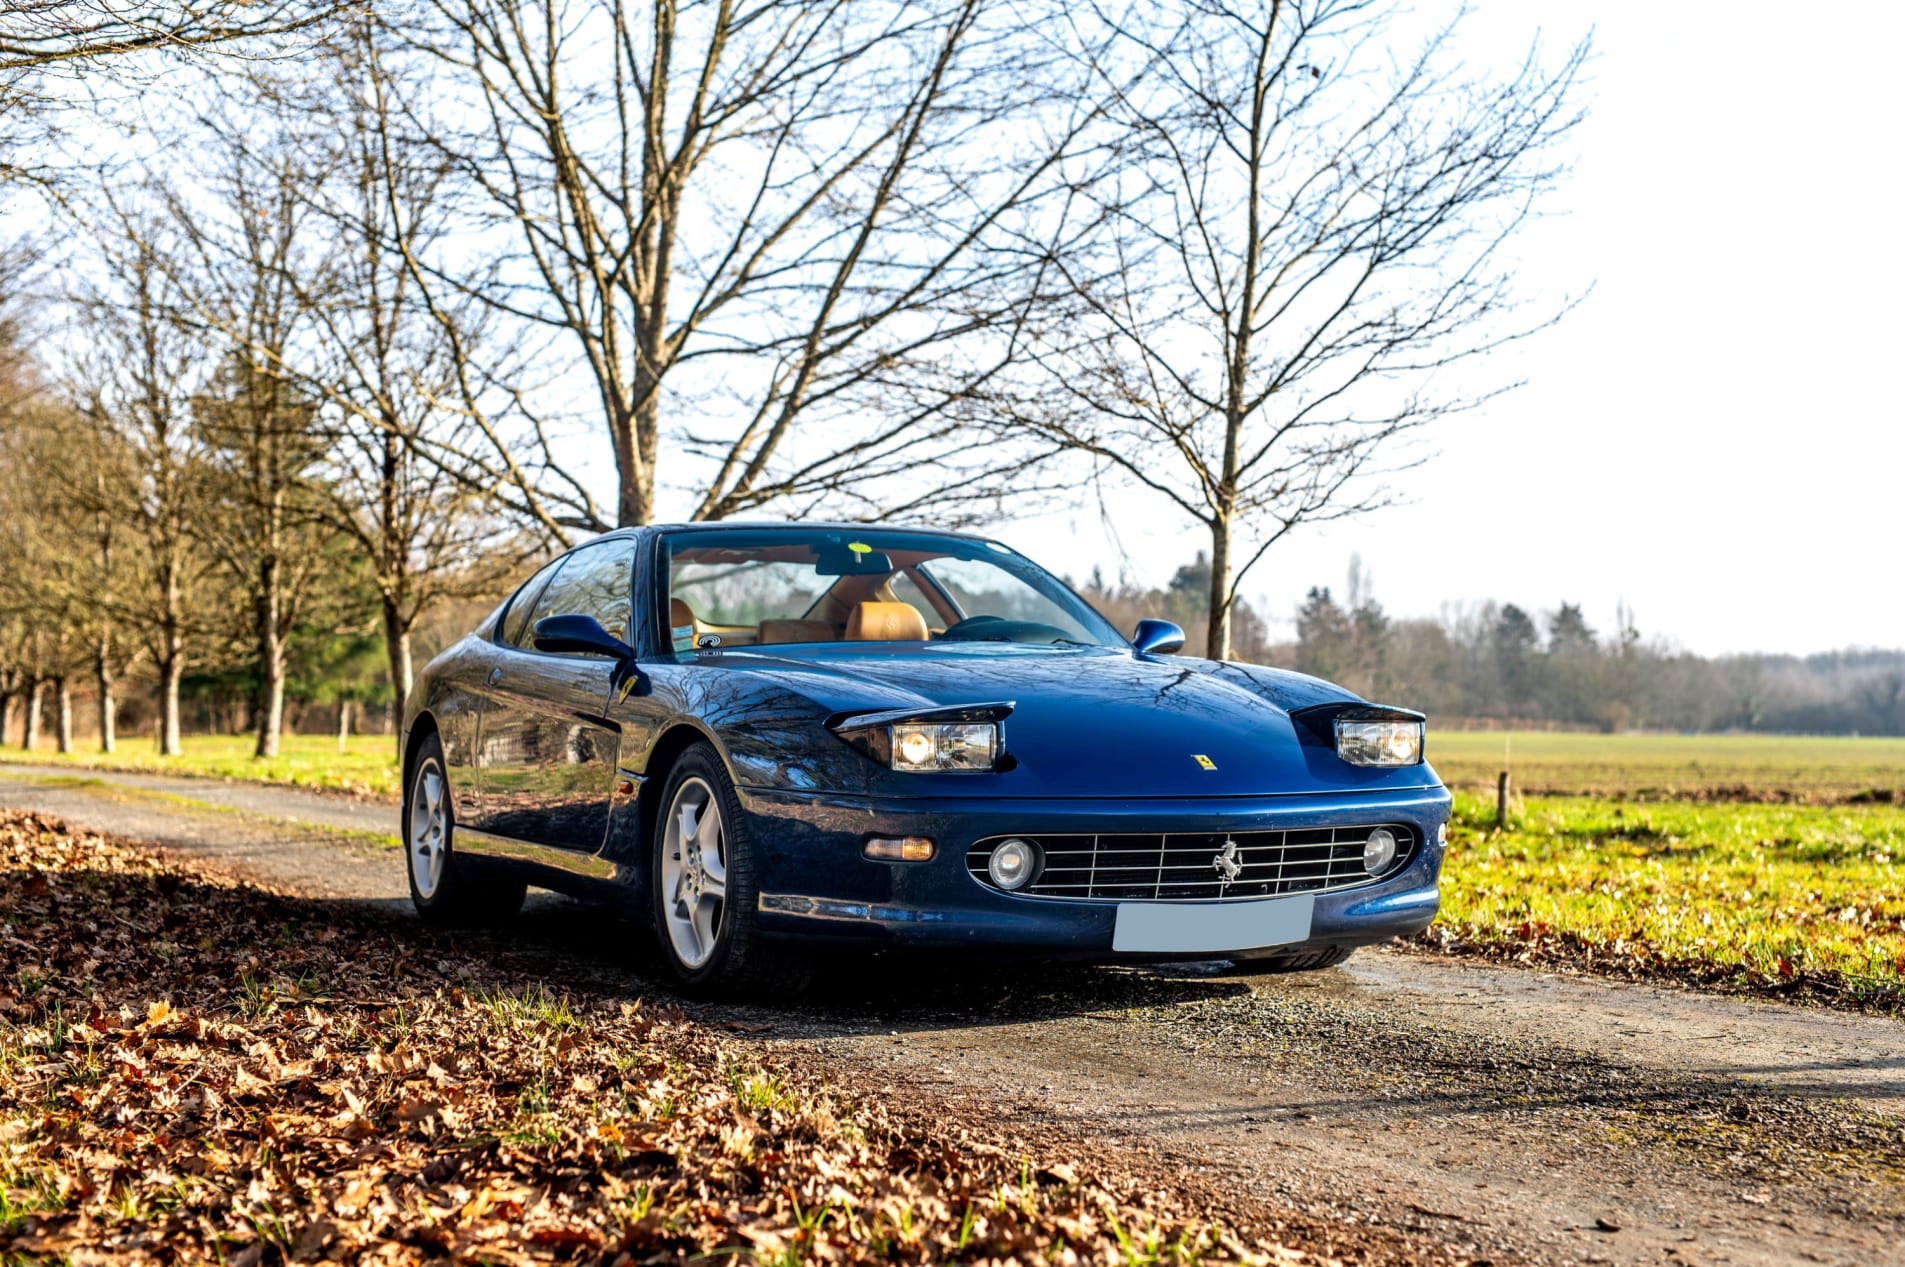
top-left (863, 837), bottom-right (935, 862)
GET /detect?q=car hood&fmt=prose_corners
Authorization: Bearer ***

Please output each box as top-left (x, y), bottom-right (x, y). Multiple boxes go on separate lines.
top-left (699, 643), bottom-right (1439, 798)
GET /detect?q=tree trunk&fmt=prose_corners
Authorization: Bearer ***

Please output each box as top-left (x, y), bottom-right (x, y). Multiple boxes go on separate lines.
top-left (0, 692), bottom-right (14, 749)
top-left (95, 648), bottom-right (116, 754)
top-left (337, 697), bottom-right (352, 753)
top-left (1204, 514), bottom-right (1235, 661)
top-left (382, 599), bottom-right (413, 748)
top-left (256, 658), bottom-right (285, 759)
top-left (159, 653), bottom-right (184, 756)
top-left (254, 550), bottom-right (285, 759)
top-left (610, 385), bottom-right (660, 527)
top-left (22, 679), bottom-right (42, 750)
top-left (53, 677), bottom-right (72, 754)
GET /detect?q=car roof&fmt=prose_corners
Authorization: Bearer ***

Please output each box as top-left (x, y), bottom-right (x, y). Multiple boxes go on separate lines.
top-left (647, 521), bottom-right (990, 539)
top-left (541, 522), bottom-right (1003, 556)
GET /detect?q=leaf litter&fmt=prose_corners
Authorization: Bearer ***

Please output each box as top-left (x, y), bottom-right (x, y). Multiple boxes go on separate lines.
top-left (0, 810), bottom-right (1338, 1265)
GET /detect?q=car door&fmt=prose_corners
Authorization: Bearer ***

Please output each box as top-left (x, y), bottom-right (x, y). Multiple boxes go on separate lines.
top-left (472, 537), bottom-right (635, 852)
top-left (443, 556), bottom-right (566, 832)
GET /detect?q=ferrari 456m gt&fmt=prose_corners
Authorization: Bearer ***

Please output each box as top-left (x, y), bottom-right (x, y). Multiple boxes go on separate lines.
top-left (401, 523), bottom-right (1449, 992)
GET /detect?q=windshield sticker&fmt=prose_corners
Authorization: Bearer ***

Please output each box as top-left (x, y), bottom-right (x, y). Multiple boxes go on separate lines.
top-left (848, 542), bottom-right (872, 556)
top-left (671, 623), bottom-right (695, 654)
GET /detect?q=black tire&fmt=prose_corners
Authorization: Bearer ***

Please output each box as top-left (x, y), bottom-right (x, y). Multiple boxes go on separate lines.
top-left (404, 732), bottom-right (526, 926)
top-left (1224, 944), bottom-right (1356, 975)
top-left (649, 743), bottom-right (808, 997)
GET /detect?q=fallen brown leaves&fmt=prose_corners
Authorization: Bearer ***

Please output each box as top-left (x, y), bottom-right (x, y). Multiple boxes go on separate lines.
top-left (0, 812), bottom-right (1316, 1265)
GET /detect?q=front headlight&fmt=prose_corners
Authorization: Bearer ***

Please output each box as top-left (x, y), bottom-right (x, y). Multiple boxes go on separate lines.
top-left (889, 722), bottom-right (998, 772)
top-left (1335, 719), bottom-right (1423, 767)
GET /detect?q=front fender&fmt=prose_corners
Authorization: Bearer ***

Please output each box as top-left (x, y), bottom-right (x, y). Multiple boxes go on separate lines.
top-left (617, 667), bottom-right (873, 799)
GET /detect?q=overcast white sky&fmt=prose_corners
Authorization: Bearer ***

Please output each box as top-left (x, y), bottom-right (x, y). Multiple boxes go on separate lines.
top-left (994, 3), bottom-right (1905, 657)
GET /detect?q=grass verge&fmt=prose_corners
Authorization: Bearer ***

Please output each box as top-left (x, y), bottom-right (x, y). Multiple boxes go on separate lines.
top-left (0, 734), bottom-right (399, 799)
top-left (0, 810), bottom-right (1306, 1265)
top-left (1427, 791), bottom-right (1905, 1011)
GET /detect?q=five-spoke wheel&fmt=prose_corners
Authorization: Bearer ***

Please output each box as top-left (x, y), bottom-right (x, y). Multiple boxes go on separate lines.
top-left (659, 776), bottom-right (728, 968)
top-left (403, 732), bottom-right (525, 924)
top-left (408, 762), bottom-right (449, 900)
top-left (649, 743), bottom-right (801, 994)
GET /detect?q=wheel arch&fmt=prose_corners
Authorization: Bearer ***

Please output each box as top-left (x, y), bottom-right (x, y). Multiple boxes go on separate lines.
top-left (402, 710), bottom-right (441, 784)
top-left (636, 720), bottom-right (731, 858)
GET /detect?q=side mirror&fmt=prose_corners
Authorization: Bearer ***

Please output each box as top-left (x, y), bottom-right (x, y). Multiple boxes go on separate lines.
top-left (533, 614), bottom-right (634, 660)
top-left (1131, 619), bottom-right (1186, 655)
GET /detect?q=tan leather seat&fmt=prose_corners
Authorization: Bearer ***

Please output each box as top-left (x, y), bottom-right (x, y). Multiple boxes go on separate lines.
top-left (669, 597), bottom-right (700, 634)
top-left (845, 601), bottom-right (928, 641)
top-left (759, 618), bottom-right (835, 645)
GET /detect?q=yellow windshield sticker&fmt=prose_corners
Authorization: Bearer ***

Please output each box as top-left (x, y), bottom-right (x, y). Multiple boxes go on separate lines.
top-left (848, 541), bottom-right (871, 555)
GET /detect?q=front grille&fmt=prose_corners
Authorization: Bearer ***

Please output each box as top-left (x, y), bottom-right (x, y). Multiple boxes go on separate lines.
top-left (967, 824), bottom-right (1414, 902)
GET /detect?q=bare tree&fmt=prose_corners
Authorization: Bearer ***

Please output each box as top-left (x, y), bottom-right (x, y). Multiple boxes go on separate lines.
top-left (76, 429), bottom-right (142, 751)
top-left (0, 398), bottom-right (101, 754)
top-left (1, 0), bottom-right (353, 189)
top-left (393, 0), bottom-right (1107, 528)
top-left (1025, 0), bottom-right (1586, 659)
top-left (298, 48), bottom-right (531, 724)
top-left (0, 1), bottom-right (347, 71)
top-left (139, 34), bottom-right (552, 727)
top-left (70, 239), bottom-right (216, 755)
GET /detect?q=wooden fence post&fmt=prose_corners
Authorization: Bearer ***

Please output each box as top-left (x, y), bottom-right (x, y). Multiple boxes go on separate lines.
top-left (1496, 770), bottom-right (1511, 829)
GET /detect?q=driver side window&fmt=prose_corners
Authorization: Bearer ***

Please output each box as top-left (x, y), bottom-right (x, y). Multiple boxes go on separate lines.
top-left (499, 557), bottom-right (566, 648)
top-left (525, 539), bottom-right (634, 653)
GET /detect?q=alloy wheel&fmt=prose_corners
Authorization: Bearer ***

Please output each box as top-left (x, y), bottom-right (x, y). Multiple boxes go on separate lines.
top-left (409, 761), bottom-right (449, 899)
top-left (660, 776), bottom-right (728, 969)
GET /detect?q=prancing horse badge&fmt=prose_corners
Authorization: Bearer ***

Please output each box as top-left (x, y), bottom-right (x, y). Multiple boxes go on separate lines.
top-left (1211, 839), bottom-right (1243, 882)
top-left (1192, 754), bottom-right (1217, 770)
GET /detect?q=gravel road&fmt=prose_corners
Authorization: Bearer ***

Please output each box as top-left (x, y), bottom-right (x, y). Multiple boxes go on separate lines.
top-left (3, 765), bottom-right (1899, 1266)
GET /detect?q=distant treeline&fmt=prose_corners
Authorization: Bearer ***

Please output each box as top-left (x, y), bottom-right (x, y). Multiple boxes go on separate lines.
top-left (1077, 555), bottom-right (1905, 736)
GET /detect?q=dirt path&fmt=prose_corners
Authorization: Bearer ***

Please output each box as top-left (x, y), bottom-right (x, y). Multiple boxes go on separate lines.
top-left (3, 767), bottom-right (1899, 1267)
top-left (0, 765), bottom-right (405, 899)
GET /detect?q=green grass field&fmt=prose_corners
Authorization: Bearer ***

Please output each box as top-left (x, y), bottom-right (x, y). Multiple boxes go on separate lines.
top-left (1430, 731), bottom-right (1904, 1007)
top-left (1438, 792), bottom-right (1905, 1004)
top-left (0, 733), bottom-right (400, 798)
top-left (1430, 729), bottom-right (1905, 803)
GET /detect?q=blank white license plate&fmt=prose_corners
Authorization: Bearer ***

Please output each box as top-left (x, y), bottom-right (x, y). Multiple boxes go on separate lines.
top-left (1112, 893), bottom-right (1316, 954)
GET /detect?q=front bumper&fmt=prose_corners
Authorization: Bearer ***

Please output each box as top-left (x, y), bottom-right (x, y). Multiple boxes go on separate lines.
top-left (738, 784), bottom-right (1450, 958)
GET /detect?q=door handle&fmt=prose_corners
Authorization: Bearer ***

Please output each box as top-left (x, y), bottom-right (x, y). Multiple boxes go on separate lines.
top-left (487, 668), bottom-right (503, 686)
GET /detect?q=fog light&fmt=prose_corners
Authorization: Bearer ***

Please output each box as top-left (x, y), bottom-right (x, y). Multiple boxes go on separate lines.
top-left (864, 837), bottom-right (935, 862)
top-left (1363, 828), bottom-right (1398, 876)
top-left (986, 838), bottom-right (1040, 891)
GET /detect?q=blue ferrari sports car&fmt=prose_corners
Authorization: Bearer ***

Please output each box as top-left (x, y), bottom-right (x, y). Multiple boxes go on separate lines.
top-left (401, 523), bottom-right (1450, 993)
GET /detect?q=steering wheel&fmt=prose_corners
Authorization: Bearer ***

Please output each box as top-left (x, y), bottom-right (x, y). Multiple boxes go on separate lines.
top-left (935, 615), bottom-right (1075, 643)
top-left (935, 615), bottom-right (1006, 641)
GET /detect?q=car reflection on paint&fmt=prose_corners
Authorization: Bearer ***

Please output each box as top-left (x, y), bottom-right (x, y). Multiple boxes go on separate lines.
top-left (400, 523), bottom-right (1451, 994)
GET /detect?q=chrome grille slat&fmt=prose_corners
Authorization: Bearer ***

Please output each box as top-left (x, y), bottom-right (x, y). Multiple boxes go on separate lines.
top-left (967, 823), bottom-right (1415, 902)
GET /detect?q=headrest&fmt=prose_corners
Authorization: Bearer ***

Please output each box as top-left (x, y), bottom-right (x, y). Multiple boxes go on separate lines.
top-left (759, 619), bottom-right (835, 645)
top-left (845, 601), bottom-right (928, 642)
top-left (669, 598), bottom-right (697, 631)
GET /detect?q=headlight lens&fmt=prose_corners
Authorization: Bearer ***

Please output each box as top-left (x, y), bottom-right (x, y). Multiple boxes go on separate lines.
top-left (1335, 719), bottom-right (1423, 767)
top-left (986, 838), bottom-right (1040, 890)
top-left (889, 722), bottom-right (998, 772)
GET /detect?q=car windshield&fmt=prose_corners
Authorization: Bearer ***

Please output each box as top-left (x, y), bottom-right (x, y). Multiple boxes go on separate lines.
top-left (662, 528), bottom-right (1122, 658)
